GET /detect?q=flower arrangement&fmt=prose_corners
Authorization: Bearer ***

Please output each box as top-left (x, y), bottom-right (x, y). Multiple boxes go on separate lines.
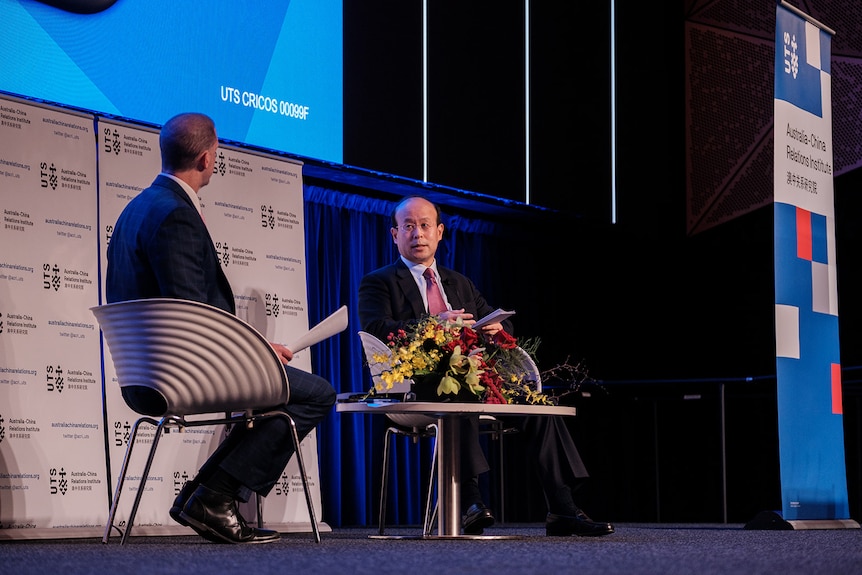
top-left (368, 315), bottom-right (557, 405)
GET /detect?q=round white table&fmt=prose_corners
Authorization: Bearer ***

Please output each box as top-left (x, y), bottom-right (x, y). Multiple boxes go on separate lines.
top-left (336, 400), bottom-right (577, 539)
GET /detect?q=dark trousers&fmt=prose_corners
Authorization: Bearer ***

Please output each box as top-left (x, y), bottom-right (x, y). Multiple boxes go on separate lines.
top-left (197, 365), bottom-right (336, 499)
top-left (463, 415), bottom-right (589, 510)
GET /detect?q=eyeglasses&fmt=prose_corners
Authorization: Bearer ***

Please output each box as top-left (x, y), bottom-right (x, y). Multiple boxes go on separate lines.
top-left (395, 222), bottom-right (436, 233)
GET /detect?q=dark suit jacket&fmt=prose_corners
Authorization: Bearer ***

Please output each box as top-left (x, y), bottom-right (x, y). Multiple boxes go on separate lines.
top-left (106, 174), bottom-right (234, 314)
top-left (358, 258), bottom-right (512, 341)
top-left (105, 175), bottom-right (235, 416)
top-left (358, 257), bottom-right (588, 491)
top-left (358, 258), bottom-right (514, 478)
top-left (105, 175), bottom-right (335, 496)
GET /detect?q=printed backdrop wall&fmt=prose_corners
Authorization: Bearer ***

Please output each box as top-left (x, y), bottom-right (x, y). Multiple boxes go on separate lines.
top-left (0, 95), bottom-right (324, 539)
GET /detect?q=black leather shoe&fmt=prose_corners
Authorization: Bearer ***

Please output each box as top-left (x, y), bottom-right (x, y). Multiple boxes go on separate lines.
top-left (546, 510), bottom-right (614, 537)
top-left (463, 503), bottom-right (495, 535)
top-left (169, 480), bottom-right (199, 527)
top-left (179, 485), bottom-right (280, 544)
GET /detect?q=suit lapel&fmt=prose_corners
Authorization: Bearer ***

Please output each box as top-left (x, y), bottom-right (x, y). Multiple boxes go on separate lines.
top-left (394, 260), bottom-right (428, 318)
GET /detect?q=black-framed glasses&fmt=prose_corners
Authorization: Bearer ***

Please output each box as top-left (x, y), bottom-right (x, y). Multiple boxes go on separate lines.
top-left (395, 222), bottom-right (435, 233)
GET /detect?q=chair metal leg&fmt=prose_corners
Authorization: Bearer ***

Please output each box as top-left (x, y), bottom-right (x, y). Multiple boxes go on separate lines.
top-left (106, 410), bottom-right (320, 544)
top-left (102, 415), bottom-right (159, 544)
top-left (120, 416), bottom-right (176, 544)
top-left (379, 424), bottom-right (438, 536)
top-left (497, 425), bottom-right (506, 524)
top-left (378, 426), bottom-right (396, 535)
top-left (281, 412), bottom-right (321, 544)
top-left (422, 424), bottom-right (438, 536)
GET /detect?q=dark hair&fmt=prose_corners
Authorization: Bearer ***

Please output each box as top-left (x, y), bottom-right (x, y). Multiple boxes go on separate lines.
top-left (390, 195), bottom-right (442, 228)
top-left (159, 113), bottom-right (217, 173)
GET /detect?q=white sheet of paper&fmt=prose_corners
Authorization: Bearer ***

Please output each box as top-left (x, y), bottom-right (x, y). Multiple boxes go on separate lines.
top-left (471, 308), bottom-right (515, 329)
top-left (284, 305), bottom-right (348, 353)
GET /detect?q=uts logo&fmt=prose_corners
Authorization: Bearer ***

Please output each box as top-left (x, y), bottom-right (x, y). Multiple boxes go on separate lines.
top-left (265, 293), bottom-right (280, 317)
top-left (49, 467), bottom-right (68, 496)
top-left (214, 150), bottom-right (227, 176)
top-left (43, 263), bottom-right (61, 291)
top-left (112, 420), bottom-right (131, 448)
top-left (40, 161), bottom-right (58, 190)
top-left (261, 204), bottom-right (275, 230)
top-left (216, 241), bottom-right (230, 266)
top-left (274, 471), bottom-right (294, 497)
top-left (104, 127), bottom-right (121, 155)
top-left (173, 470), bottom-right (192, 497)
top-left (46, 364), bottom-right (64, 393)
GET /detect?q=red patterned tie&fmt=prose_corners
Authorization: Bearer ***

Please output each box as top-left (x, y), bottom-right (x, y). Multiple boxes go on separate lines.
top-left (423, 268), bottom-right (447, 315)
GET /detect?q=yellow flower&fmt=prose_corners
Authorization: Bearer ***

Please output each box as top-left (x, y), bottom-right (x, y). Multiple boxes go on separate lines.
top-left (367, 315), bottom-right (561, 405)
top-left (437, 375), bottom-right (460, 395)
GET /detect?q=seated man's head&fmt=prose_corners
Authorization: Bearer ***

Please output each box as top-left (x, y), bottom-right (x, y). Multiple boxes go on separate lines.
top-left (390, 196), bottom-right (444, 266)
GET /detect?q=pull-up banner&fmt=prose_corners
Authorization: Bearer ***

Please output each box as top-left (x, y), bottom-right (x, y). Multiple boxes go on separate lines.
top-left (771, 2), bottom-right (856, 529)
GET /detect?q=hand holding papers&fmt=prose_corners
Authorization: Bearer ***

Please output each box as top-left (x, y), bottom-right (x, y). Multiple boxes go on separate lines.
top-left (284, 305), bottom-right (348, 353)
top-left (471, 308), bottom-right (515, 330)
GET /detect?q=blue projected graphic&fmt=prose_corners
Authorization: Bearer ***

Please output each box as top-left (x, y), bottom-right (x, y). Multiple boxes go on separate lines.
top-left (0, 0), bottom-right (343, 163)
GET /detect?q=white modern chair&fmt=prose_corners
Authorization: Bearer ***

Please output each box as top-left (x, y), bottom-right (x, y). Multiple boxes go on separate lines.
top-left (358, 331), bottom-right (539, 533)
top-left (93, 297), bottom-right (321, 544)
top-left (358, 330), bottom-right (438, 536)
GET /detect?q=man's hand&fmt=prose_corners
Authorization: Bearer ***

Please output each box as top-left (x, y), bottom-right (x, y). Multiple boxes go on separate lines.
top-left (270, 342), bottom-right (294, 364)
top-left (439, 308), bottom-right (473, 325)
top-left (437, 309), bottom-right (502, 336)
top-left (477, 322), bottom-right (503, 336)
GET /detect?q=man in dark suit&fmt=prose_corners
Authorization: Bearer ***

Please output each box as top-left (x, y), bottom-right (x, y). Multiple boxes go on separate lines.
top-left (106, 112), bottom-right (336, 544)
top-left (358, 195), bottom-right (614, 537)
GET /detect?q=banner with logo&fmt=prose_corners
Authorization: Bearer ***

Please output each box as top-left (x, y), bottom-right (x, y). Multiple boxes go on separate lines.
top-left (772, 3), bottom-right (854, 526)
top-left (0, 95), bottom-right (107, 535)
top-left (97, 119), bottom-right (323, 534)
top-left (0, 100), bottom-right (324, 539)
top-left (202, 143), bottom-right (321, 529)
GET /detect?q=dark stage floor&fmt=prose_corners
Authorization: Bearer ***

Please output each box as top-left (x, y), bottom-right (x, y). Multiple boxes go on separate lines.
top-left (3, 522), bottom-right (862, 575)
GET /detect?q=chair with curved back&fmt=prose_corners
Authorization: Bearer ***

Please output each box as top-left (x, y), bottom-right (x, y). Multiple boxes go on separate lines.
top-left (358, 331), bottom-right (538, 533)
top-left (359, 330), bottom-right (533, 533)
top-left (92, 297), bottom-right (321, 544)
top-left (358, 330), bottom-right (438, 536)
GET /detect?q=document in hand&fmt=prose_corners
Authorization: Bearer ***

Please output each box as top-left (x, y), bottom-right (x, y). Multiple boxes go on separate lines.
top-left (284, 305), bottom-right (348, 353)
top-left (471, 308), bottom-right (515, 330)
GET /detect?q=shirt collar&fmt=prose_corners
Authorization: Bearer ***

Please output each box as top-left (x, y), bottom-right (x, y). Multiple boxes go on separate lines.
top-left (163, 173), bottom-right (203, 217)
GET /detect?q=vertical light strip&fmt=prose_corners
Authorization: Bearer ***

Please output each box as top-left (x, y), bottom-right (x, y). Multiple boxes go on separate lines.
top-left (525, 0), bottom-right (531, 204)
top-left (423, 0), bottom-right (428, 183)
top-left (611, 0), bottom-right (617, 223)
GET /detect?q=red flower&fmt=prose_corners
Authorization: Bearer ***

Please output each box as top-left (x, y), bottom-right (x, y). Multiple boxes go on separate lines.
top-left (491, 329), bottom-right (517, 349)
top-left (460, 327), bottom-right (480, 349)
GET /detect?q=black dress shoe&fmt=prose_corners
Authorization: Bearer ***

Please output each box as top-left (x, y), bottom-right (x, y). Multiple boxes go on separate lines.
top-left (463, 503), bottom-right (495, 535)
top-left (546, 510), bottom-right (614, 537)
top-left (169, 480), bottom-right (199, 527)
top-left (179, 485), bottom-right (280, 544)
